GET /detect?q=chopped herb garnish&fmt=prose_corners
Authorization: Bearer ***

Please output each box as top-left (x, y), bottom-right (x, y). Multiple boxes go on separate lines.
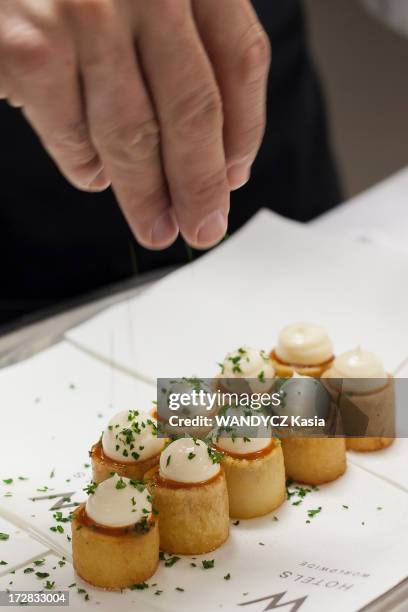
top-left (115, 478), bottom-right (127, 490)
top-left (296, 486), bottom-right (312, 498)
top-left (44, 581), bottom-right (55, 590)
top-left (202, 559), bottom-right (215, 569)
top-left (53, 511), bottom-right (72, 523)
top-left (165, 556), bottom-right (180, 567)
top-left (134, 517), bottom-right (152, 534)
top-left (207, 447), bottom-right (223, 464)
top-left (0, 533), bottom-right (9, 541)
top-left (84, 482), bottom-right (98, 495)
top-left (35, 572), bottom-right (49, 579)
top-left (307, 507), bottom-right (322, 519)
top-left (129, 479), bottom-right (145, 492)
top-left (130, 582), bottom-right (149, 590)
top-left (224, 573), bottom-right (231, 580)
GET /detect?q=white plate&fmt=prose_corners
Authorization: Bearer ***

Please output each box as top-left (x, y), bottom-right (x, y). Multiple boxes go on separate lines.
top-left (3, 207), bottom-right (408, 610)
top-left (1, 464), bottom-right (408, 612)
top-left (66, 210), bottom-right (408, 381)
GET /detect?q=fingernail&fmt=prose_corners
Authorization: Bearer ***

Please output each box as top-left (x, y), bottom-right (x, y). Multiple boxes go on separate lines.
top-left (151, 210), bottom-right (179, 248)
top-left (196, 210), bottom-right (228, 248)
top-left (88, 169), bottom-right (111, 192)
top-left (227, 163), bottom-right (251, 191)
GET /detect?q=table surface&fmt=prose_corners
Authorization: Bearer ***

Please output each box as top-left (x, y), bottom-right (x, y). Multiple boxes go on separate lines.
top-left (1, 168), bottom-right (408, 612)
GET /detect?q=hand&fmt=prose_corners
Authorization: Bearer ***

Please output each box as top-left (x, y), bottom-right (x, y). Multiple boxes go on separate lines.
top-left (0, 0), bottom-right (270, 249)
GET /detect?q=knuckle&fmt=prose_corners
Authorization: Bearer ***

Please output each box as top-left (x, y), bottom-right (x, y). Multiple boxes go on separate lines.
top-left (48, 121), bottom-right (97, 165)
top-left (238, 24), bottom-right (271, 83)
top-left (170, 86), bottom-right (223, 144)
top-left (2, 28), bottom-right (52, 74)
top-left (182, 167), bottom-right (227, 205)
top-left (95, 118), bottom-right (160, 166)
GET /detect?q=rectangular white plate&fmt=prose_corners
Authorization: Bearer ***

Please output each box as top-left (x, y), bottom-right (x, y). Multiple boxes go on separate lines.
top-left (66, 210), bottom-right (408, 381)
top-left (3, 203), bottom-right (408, 610)
top-left (1, 465), bottom-right (408, 612)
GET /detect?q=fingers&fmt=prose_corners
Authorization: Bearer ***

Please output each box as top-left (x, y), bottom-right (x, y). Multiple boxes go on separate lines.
top-left (0, 0), bottom-right (264, 252)
top-left (0, 13), bottom-right (107, 192)
top-left (0, 70), bottom-right (8, 99)
top-left (193, 0), bottom-right (271, 190)
top-left (70, 0), bottom-right (178, 249)
top-left (137, 1), bottom-right (230, 249)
